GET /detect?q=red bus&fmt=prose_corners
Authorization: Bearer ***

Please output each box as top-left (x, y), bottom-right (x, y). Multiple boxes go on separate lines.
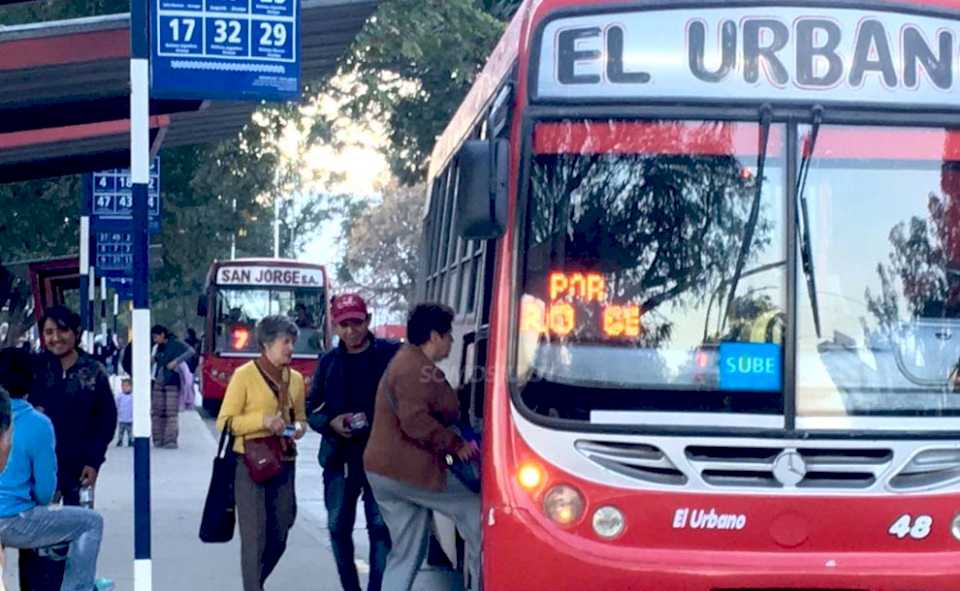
top-left (197, 258), bottom-right (331, 413)
top-left (423, 1), bottom-right (960, 588)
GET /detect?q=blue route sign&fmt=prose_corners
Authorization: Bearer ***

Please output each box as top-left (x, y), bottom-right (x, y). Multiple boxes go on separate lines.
top-left (94, 224), bottom-right (135, 278)
top-left (91, 159), bottom-right (161, 234)
top-left (151, 0), bottom-right (300, 101)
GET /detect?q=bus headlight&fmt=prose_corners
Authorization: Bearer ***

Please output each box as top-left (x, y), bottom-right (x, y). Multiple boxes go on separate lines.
top-left (543, 484), bottom-right (584, 526)
top-left (952, 513), bottom-right (960, 541)
top-left (592, 506), bottom-right (625, 539)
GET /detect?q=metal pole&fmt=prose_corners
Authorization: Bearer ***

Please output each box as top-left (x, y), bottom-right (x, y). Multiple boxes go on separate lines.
top-left (230, 197), bottom-right (237, 260)
top-left (113, 292), bottom-right (120, 337)
top-left (274, 195), bottom-right (280, 258)
top-left (100, 277), bottom-right (108, 336)
top-left (130, 0), bottom-right (152, 589)
top-left (79, 178), bottom-right (93, 352)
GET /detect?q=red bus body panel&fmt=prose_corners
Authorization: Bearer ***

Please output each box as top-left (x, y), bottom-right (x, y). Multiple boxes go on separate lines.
top-left (426, 0), bottom-right (960, 588)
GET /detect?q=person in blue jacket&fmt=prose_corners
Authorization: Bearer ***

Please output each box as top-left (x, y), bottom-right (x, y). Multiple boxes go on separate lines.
top-left (0, 347), bottom-right (113, 591)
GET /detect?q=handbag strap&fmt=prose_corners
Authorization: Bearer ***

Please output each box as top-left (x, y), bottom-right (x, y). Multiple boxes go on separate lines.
top-left (217, 419), bottom-right (235, 459)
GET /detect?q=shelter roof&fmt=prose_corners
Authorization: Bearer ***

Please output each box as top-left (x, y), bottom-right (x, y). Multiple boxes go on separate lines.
top-left (0, 0), bottom-right (376, 182)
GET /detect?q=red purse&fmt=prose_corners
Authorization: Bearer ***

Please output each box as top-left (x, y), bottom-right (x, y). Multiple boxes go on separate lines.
top-left (242, 436), bottom-right (285, 483)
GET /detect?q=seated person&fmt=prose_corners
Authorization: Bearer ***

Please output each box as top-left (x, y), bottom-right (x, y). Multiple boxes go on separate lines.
top-left (0, 348), bottom-right (113, 591)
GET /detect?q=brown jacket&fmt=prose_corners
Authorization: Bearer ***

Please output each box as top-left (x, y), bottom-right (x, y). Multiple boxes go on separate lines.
top-left (363, 345), bottom-right (463, 491)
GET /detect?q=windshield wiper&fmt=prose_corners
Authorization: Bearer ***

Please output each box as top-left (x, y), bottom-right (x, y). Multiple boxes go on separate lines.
top-left (796, 105), bottom-right (823, 338)
top-left (722, 105), bottom-right (773, 332)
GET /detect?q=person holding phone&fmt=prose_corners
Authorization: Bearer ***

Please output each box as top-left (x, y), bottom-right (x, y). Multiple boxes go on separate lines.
top-left (307, 293), bottom-right (400, 591)
top-left (363, 304), bottom-right (482, 591)
top-left (217, 315), bottom-right (306, 591)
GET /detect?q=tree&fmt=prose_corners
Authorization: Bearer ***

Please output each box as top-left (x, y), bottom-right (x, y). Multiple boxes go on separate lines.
top-left (337, 0), bottom-right (516, 184)
top-left (339, 182), bottom-right (425, 314)
top-left (866, 191), bottom-right (960, 332)
top-left (0, 0), bottom-right (128, 24)
top-left (527, 122), bottom-right (775, 347)
top-left (0, 264), bottom-right (34, 348)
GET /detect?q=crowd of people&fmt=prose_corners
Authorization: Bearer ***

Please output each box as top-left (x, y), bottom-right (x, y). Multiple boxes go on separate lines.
top-left (0, 293), bottom-right (480, 591)
top-left (0, 304), bottom-right (199, 591)
top-left (216, 294), bottom-right (481, 591)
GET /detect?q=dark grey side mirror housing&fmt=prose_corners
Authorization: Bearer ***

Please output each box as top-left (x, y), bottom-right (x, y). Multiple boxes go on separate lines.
top-left (197, 295), bottom-right (208, 318)
top-left (455, 139), bottom-right (508, 240)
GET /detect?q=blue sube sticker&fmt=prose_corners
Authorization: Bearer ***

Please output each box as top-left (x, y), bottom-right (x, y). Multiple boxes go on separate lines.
top-left (718, 343), bottom-right (782, 392)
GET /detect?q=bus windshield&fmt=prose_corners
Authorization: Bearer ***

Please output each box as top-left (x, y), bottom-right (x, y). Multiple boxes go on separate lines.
top-left (516, 119), bottom-right (960, 426)
top-left (214, 286), bottom-right (326, 357)
top-left (517, 120), bottom-right (787, 422)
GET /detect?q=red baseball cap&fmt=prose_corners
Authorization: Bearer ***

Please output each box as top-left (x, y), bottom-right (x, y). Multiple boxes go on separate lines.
top-left (332, 293), bottom-right (369, 324)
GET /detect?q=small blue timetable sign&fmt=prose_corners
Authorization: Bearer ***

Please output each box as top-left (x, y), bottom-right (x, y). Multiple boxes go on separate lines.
top-left (90, 160), bottom-right (160, 234)
top-left (718, 343), bottom-right (782, 392)
top-left (151, 0), bottom-right (300, 101)
top-left (95, 227), bottom-right (135, 278)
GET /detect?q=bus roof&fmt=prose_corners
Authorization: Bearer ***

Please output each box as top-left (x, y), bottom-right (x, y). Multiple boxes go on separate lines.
top-left (427, 0), bottom-right (960, 180)
top-left (212, 258), bottom-right (327, 269)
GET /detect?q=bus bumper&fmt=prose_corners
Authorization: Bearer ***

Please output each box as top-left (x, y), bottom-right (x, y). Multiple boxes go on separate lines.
top-left (484, 506), bottom-right (960, 590)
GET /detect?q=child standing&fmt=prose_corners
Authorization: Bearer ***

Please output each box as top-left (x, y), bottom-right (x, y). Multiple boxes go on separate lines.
top-left (115, 379), bottom-right (133, 447)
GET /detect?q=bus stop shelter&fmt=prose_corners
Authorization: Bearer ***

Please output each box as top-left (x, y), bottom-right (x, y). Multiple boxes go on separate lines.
top-left (0, 0), bottom-right (377, 182)
top-left (0, 0), bottom-right (377, 313)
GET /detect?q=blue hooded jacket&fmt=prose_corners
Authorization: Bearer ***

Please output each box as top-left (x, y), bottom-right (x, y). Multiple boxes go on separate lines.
top-left (0, 399), bottom-right (57, 517)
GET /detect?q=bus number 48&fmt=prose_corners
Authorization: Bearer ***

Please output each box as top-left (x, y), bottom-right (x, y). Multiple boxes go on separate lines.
top-left (888, 514), bottom-right (933, 540)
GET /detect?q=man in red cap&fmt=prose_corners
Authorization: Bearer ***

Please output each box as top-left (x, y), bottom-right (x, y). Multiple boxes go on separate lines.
top-left (307, 293), bottom-right (400, 591)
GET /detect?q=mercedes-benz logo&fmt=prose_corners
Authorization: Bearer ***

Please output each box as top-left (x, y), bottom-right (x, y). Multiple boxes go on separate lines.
top-left (772, 449), bottom-right (807, 487)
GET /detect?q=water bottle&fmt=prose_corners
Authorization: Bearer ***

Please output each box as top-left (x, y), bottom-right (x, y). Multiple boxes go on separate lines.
top-left (79, 484), bottom-right (94, 509)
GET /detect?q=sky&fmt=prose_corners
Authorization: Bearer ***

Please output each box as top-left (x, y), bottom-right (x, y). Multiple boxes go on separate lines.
top-left (279, 92), bottom-right (391, 271)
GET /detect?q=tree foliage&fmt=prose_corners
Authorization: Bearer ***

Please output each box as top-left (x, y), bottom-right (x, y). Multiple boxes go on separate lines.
top-left (527, 123), bottom-right (774, 347)
top-left (866, 192), bottom-right (960, 329)
top-left (340, 182), bottom-right (425, 314)
top-left (0, 0), bottom-right (127, 25)
top-left (338, 0), bottom-right (519, 184)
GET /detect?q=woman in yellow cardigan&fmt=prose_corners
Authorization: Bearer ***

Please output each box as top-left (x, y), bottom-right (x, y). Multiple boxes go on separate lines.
top-left (217, 315), bottom-right (307, 591)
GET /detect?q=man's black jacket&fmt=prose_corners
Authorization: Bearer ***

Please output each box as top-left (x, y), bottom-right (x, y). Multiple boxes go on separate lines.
top-left (31, 351), bottom-right (118, 485)
top-left (307, 336), bottom-right (400, 469)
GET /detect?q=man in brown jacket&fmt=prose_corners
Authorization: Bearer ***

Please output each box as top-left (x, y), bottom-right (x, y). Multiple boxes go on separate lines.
top-left (364, 304), bottom-right (481, 591)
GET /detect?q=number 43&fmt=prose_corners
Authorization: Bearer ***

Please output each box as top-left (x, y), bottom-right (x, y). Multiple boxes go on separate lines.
top-left (888, 514), bottom-right (933, 539)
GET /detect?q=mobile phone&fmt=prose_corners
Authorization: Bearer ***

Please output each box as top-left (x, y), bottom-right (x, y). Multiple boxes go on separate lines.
top-left (282, 425), bottom-right (296, 438)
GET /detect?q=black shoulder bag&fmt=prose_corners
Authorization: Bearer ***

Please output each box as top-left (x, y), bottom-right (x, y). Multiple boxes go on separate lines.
top-left (199, 422), bottom-right (237, 543)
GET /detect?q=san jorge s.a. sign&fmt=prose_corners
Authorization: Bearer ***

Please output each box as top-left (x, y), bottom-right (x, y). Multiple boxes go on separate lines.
top-left (535, 7), bottom-right (960, 107)
top-left (217, 266), bottom-right (323, 288)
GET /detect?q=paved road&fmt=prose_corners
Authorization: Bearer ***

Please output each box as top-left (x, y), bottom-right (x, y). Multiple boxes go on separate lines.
top-left (1, 409), bottom-right (462, 590)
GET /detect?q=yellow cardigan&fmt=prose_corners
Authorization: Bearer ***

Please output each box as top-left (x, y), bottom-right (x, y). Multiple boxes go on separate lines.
top-left (216, 361), bottom-right (307, 453)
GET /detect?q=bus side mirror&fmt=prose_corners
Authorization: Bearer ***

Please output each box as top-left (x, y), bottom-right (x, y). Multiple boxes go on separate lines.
top-left (197, 296), bottom-right (207, 318)
top-left (455, 139), bottom-right (507, 240)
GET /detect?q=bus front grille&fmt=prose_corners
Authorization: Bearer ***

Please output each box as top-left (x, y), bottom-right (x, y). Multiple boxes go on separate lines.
top-left (686, 445), bottom-right (892, 490)
top-left (575, 440), bottom-right (687, 486)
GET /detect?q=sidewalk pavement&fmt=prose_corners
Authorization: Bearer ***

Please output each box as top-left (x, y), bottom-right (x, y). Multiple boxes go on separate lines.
top-left (2, 409), bottom-right (463, 590)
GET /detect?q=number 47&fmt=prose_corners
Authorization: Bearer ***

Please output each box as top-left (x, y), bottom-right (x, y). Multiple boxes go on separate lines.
top-left (888, 514), bottom-right (933, 539)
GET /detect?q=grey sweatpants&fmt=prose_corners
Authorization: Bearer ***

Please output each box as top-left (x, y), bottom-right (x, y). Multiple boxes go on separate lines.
top-left (367, 472), bottom-right (481, 591)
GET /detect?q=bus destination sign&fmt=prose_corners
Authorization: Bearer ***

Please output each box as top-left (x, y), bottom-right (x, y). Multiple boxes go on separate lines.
top-left (537, 7), bottom-right (960, 107)
top-left (217, 266), bottom-right (323, 287)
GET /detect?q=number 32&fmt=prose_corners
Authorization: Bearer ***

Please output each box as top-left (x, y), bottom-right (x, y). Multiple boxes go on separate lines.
top-left (888, 514), bottom-right (933, 539)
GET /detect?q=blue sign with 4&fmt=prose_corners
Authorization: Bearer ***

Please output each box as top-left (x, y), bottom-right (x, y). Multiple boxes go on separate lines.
top-left (151, 0), bottom-right (300, 101)
top-left (90, 159), bottom-right (161, 235)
